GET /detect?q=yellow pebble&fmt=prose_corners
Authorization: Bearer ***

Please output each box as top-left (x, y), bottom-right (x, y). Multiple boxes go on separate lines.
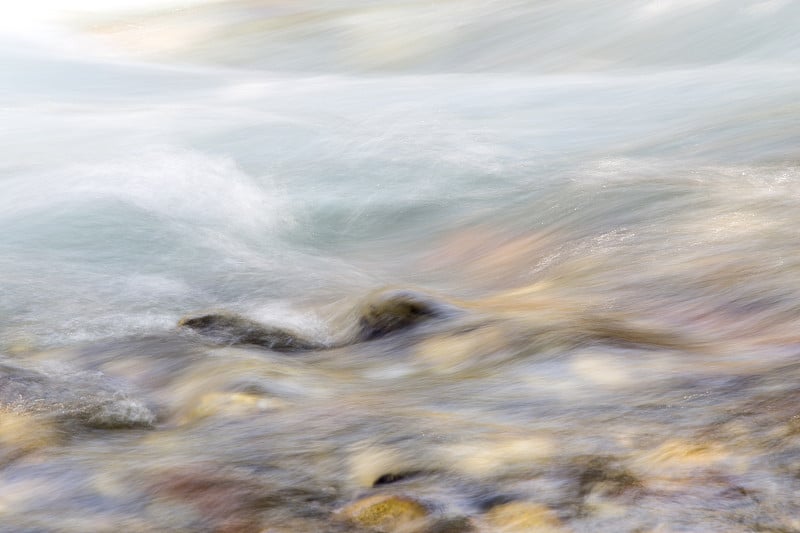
top-left (0, 412), bottom-right (61, 461)
top-left (415, 325), bottom-right (508, 371)
top-left (482, 502), bottom-right (567, 533)
top-left (337, 494), bottom-right (429, 532)
top-left (646, 439), bottom-right (730, 468)
top-left (179, 392), bottom-right (286, 424)
top-left (443, 436), bottom-right (555, 477)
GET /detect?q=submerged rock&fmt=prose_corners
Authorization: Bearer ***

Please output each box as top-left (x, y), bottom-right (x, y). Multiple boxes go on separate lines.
top-left (3, 333), bottom-right (37, 356)
top-left (348, 445), bottom-right (425, 488)
top-left (632, 438), bottom-right (734, 481)
top-left (178, 313), bottom-right (325, 352)
top-left (178, 284), bottom-right (690, 362)
top-left (179, 288), bottom-right (463, 352)
top-left (574, 456), bottom-right (642, 500)
top-left (480, 501), bottom-right (567, 532)
top-left (414, 323), bottom-right (511, 371)
top-left (336, 494), bottom-right (430, 532)
top-left (428, 516), bottom-right (477, 533)
top-left (147, 466), bottom-right (270, 532)
top-left (442, 436), bottom-right (556, 477)
top-left (354, 288), bottom-right (462, 341)
top-left (0, 360), bottom-right (155, 430)
top-left (567, 455), bottom-right (643, 518)
top-left (178, 391), bottom-right (287, 425)
top-left (84, 396), bottom-right (156, 429)
top-left (0, 411), bottom-right (62, 463)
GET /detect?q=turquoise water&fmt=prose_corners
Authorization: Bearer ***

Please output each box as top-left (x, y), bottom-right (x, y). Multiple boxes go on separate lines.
top-left (2, 1), bottom-right (800, 531)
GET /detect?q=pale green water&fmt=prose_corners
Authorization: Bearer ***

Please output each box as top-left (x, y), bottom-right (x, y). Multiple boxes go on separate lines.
top-left (1, 1), bottom-right (800, 531)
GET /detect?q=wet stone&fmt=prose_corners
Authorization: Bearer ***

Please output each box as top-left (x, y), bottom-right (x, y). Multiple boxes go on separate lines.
top-left (442, 436), bottom-right (555, 477)
top-left (427, 516), bottom-right (477, 533)
top-left (83, 397), bottom-right (156, 429)
top-left (147, 466), bottom-right (274, 532)
top-left (373, 471), bottom-right (422, 487)
top-left (178, 287), bottom-right (463, 352)
top-left (349, 446), bottom-right (424, 488)
top-left (574, 456), bottom-right (643, 500)
top-left (3, 333), bottom-right (37, 356)
top-left (414, 324), bottom-right (511, 371)
top-left (0, 361), bottom-right (155, 430)
top-left (565, 455), bottom-right (644, 519)
top-left (355, 288), bottom-right (462, 341)
top-left (0, 411), bottom-right (62, 463)
top-left (336, 494), bottom-right (431, 532)
top-left (178, 391), bottom-right (287, 425)
top-left (178, 313), bottom-right (325, 352)
top-left (633, 438), bottom-right (734, 480)
top-left (480, 501), bottom-right (568, 533)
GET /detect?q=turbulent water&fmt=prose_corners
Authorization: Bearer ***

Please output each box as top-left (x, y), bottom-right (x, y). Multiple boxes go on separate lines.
top-left (2, 1), bottom-right (800, 531)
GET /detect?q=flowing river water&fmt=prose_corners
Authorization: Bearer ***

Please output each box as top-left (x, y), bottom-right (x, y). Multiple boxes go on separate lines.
top-left (2, 1), bottom-right (800, 531)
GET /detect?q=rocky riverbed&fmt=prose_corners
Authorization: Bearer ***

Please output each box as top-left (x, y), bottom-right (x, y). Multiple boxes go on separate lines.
top-left (4, 240), bottom-right (800, 532)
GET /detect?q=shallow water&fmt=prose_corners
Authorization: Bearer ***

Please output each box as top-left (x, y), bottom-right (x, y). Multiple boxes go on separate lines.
top-left (2, 1), bottom-right (800, 531)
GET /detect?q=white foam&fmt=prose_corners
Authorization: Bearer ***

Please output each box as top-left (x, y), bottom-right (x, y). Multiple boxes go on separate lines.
top-left (3, 146), bottom-right (292, 234)
top-left (635, 0), bottom-right (722, 21)
top-left (250, 301), bottom-right (333, 344)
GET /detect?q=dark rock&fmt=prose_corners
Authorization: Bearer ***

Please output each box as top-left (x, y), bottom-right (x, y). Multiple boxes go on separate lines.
top-left (178, 313), bottom-right (325, 352)
top-left (178, 288), bottom-right (463, 352)
top-left (372, 471), bottom-right (424, 487)
top-left (355, 288), bottom-right (462, 341)
top-left (427, 516), bottom-right (477, 532)
top-left (571, 455), bottom-right (643, 513)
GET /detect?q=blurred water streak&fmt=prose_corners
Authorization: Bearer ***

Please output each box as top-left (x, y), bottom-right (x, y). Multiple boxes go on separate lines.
top-left (1, 1), bottom-right (800, 531)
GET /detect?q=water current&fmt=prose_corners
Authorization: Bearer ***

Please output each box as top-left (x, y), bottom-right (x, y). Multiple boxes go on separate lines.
top-left (2, 1), bottom-right (800, 531)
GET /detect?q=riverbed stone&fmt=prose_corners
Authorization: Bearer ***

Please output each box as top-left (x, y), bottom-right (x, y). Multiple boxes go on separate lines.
top-left (0, 411), bottom-right (62, 462)
top-left (627, 437), bottom-right (746, 496)
top-left (442, 436), bottom-right (555, 477)
top-left (4, 333), bottom-right (37, 356)
top-left (84, 396), bottom-right (156, 429)
top-left (635, 439), bottom-right (732, 475)
top-left (480, 501), bottom-right (567, 532)
top-left (179, 288), bottom-right (463, 351)
top-left (355, 288), bottom-right (462, 341)
top-left (0, 361), bottom-right (155, 430)
top-left (574, 455), bottom-right (643, 500)
top-left (348, 445), bottom-right (427, 488)
top-left (414, 324), bottom-right (509, 371)
top-left (336, 494), bottom-right (430, 532)
top-left (179, 391), bottom-right (286, 425)
top-left (179, 313), bottom-right (325, 351)
top-left (148, 465), bottom-right (271, 532)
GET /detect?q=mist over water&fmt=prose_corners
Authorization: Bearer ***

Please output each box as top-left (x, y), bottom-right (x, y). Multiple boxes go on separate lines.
top-left (2, 1), bottom-right (800, 531)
